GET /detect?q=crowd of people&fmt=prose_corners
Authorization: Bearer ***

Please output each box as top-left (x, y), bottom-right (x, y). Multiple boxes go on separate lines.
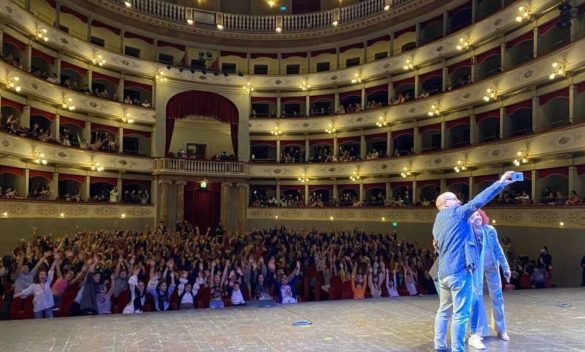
top-left (280, 146), bottom-right (305, 163)
top-left (0, 220), bottom-right (559, 321)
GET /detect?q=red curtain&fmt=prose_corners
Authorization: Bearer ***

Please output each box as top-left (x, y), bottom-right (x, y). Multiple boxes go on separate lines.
top-left (185, 182), bottom-right (221, 231)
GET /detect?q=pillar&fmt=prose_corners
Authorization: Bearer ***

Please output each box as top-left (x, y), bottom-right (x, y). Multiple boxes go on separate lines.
top-left (387, 82), bottom-right (393, 104)
top-left (119, 126), bottom-right (124, 153)
top-left (500, 42), bottom-right (506, 72)
top-left (442, 63), bottom-right (448, 91)
top-left (25, 44), bottom-right (32, 73)
top-left (305, 139), bottom-right (310, 162)
top-left (333, 135), bottom-right (338, 157)
top-left (237, 183), bottom-right (248, 234)
top-left (276, 139), bottom-right (281, 162)
top-left (53, 114), bottom-right (60, 142)
top-left (116, 176), bottom-right (122, 202)
top-left (470, 114), bottom-right (477, 145)
top-left (499, 105), bottom-right (505, 139)
top-left (87, 17), bottom-right (93, 42)
top-left (24, 168), bottom-right (29, 196)
top-left (220, 182), bottom-right (231, 228)
top-left (385, 182), bottom-right (391, 202)
top-left (531, 170), bottom-right (537, 202)
top-left (414, 73), bottom-right (420, 97)
top-left (21, 105), bottom-right (31, 129)
top-left (276, 96), bottom-right (282, 118)
top-left (334, 92), bottom-right (340, 111)
top-left (176, 180), bottom-right (186, 223)
top-left (568, 84), bottom-right (576, 124)
top-left (305, 95), bottom-right (310, 116)
top-left (440, 178), bottom-right (447, 193)
top-left (413, 126), bottom-right (421, 154)
top-left (118, 74), bottom-right (125, 103)
top-left (568, 166), bottom-right (577, 195)
top-left (159, 179), bottom-right (171, 225)
top-left (532, 96), bottom-right (539, 132)
top-left (333, 180), bottom-right (338, 200)
top-left (532, 25), bottom-right (538, 59)
top-left (50, 172), bottom-right (58, 200)
top-left (387, 130), bottom-right (392, 156)
top-left (360, 134), bottom-right (366, 159)
top-left (440, 120), bottom-right (446, 150)
top-left (304, 184), bottom-right (309, 206)
top-left (361, 86), bottom-right (366, 108)
top-left (84, 121), bottom-right (92, 145)
top-left (359, 182), bottom-right (364, 202)
top-left (276, 181), bottom-right (281, 203)
top-left (468, 176), bottom-right (474, 198)
top-left (84, 175), bottom-right (90, 201)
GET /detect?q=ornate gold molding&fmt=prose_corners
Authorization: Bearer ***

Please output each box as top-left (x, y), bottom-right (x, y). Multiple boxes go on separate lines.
top-left (0, 200), bottom-right (154, 218)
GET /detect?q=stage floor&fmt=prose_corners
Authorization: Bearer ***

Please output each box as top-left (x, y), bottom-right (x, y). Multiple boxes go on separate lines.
top-left (0, 288), bottom-right (584, 352)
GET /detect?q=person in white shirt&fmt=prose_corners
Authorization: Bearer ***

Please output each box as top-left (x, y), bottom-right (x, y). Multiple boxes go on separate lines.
top-left (14, 254), bottom-right (58, 318)
top-left (404, 264), bottom-right (418, 296)
top-left (368, 265), bottom-right (385, 298)
top-left (123, 268), bottom-right (146, 314)
top-left (177, 272), bottom-right (199, 310)
top-left (228, 280), bottom-right (246, 306)
top-left (385, 267), bottom-right (400, 298)
top-left (109, 187), bottom-right (119, 203)
top-left (97, 275), bottom-right (115, 315)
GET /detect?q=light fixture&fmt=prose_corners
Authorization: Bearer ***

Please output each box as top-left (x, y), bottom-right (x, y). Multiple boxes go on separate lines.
top-left (492, 219), bottom-right (496, 224)
top-left (298, 173), bottom-right (309, 183)
top-left (91, 162), bottom-right (104, 172)
top-left (384, 0), bottom-right (391, 11)
top-left (267, 0), bottom-right (276, 7)
top-left (270, 126), bottom-right (282, 136)
top-left (91, 54), bottom-right (105, 66)
top-left (274, 215), bottom-right (278, 219)
top-left (122, 112), bottom-right (134, 124)
top-left (187, 18), bottom-right (194, 25)
top-left (8, 76), bottom-right (21, 92)
top-left (36, 28), bottom-right (49, 42)
top-left (515, 5), bottom-right (531, 22)
top-left (33, 152), bottom-right (48, 165)
top-left (376, 115), bottom-right (389, 127)
top-left (513, 150), bottom-right (529, 166)
top-left (216, 13), bottom-right (224, 30)
top-left (456, 37), bottom-right (469, 51)
top-left (549, 62), bottom-right (565, 80)
top-left (155, 70), bottom-right (168, 82)
top-left (381, 217), bottom-right (386, 221)
top-left (350, 171), bottom-right (361, 181)
top-left (454, 159), bottom-right (468, 173)
top-left (243, 82), bottom-right (254, 93)
top-left (351, 73), bottom-right (362, 84)
top-left (200, 178), bottom-right (208, 189)
top-left (428, 104), bottom-right (440, 117)
top-left (325, 122), bottom-right (336, 134)
top-left (59, 212), bottom-right (65, 218)
top-left (403, 58), bottom-right (414, 71)
top-left (483, 88), bottom-right (498, 102)
top-left (2, 212), bottom-right (7, 217)
top-left (299, 81), bottom-right (310, 91)
top-left (329, 216), bottom-right (334, 221)
top-left (124, 1), bottom-right (132, 7)
top-left (121, 213), bottom-right (127, 218)
top-left (400, 166), bottom-right (412, 178)
top-left (61, 96), bottom-right (76, 111)
top-left (332, 8), bottom-right (340, 26)
top-left (186, 8), bottom-right (194, 25)
top-left (559, 221), bottom-right (564, 227)
top-left (275, 16), bottom-right (283, 32)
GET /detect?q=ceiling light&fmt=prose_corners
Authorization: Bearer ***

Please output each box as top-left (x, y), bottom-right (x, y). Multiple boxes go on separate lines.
top-left (36, 28), bottom-right (49, 42)
top-left (515, 5), bottom-right (531, 22)
top-left (299, 81), bottom-right (310, 91)
top-left (513, 150), bottom-right (529, 166)
top-left (271, 126), bottom-right (282, 135)
top-left (121, 213), bottom-right (127, 218)
top-left (267, 1), bottom-right (275, 7)
top-left (298, 174), bottom-right (309, 183)
top-left (8, 76), bottom-right (21, 92)
top-left (200, 178), bottom-right (208, 189)
top-left (350, 171), bottom-right (361, 181)
top-left (403, 59), bottom-right (414, 70)
top-left (61, 96), bottom-right (75, 111)
top-left (91, 54), bottom-right (105, 66)
top-left (91, 162), bottom-right (104, 172)
top-left (156, 70), bottom-right (167, 82)
top-left (454, 159), bottom-right (467, 173)
top-left (456, 37), bottom-right (469, 51)
top-left (549, 62), bottom-right (565, 80)
top-left (325, 122), bottom-right (336, 134)
top-left (33, 152), bottom-right (48, 165)
top-left (483, 88), bottom-right (497, 102)
top-left (428, 104), bottom-right (440, 117)
top-left (376, 115), bottom-right (389, 127)
top-left (243, 82), bottom-right (254, 93)
top-left (400, 166), bottom-right (412, 178)
top-left (351, 73), bottom-right (362, 84)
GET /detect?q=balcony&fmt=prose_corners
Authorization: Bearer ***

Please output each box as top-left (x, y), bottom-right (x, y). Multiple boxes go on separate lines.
top-left (154, 158), bottom-right (248, 176)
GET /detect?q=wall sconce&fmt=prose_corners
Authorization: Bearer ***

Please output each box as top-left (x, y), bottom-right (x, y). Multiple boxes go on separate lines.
top-left (243, 82), bottom-right (254, 93)
top-left (332, 9), bottom-right (340, 26)
top-left (428, 104), bottom-right (440, 117)
top-left (400, 166), bottom-right (412, 178)
top-left (121, 213), bottom-right (127, 218)
top-left (36, 27), bottom-right (49, 42)
top-left (384, 0), bottom-right (391, 11)
top-left (275, 16), bottom-right (283, 32)
top-left (91, 54), bottom-right (105, 66)
top-left (8, 76), bottom-right (21, 92)
top-left (513, 150), bottom-right (529, 166)
top-left (33, 152), bottom-right (48, 165)
top-left (123, 1), bottom-right (132, 7)
top-left (403, 58), bottom-right (415, 71)
top-left (61, 96), bottom-right (75, 111)
top-left (186, 8), bottom-right (194, 25)
top-left (267, 1), bottom-right (276, 8)
top-left (91, 162), bottom-right (104, 172)
top-left (325, 122), bottom-right (337, 134)
top-left (376, 115), bottom-right (389, 127)
top-left (216, 13), bottom-right (224, 30)
top-left (299, 81), bottom-right (310, 91)
top-left (155, 70), bottom-right (167, 82)
top-left (200, 178), bottom-right (208, 189)
top-left (454, 159), bottom-right (467, 173)
top-left (122, 112), bottom-right (134, 124)
top-left (350, 171), bottom-right (361, 181)
top-left (483, 88), bottom-right (498, 102)
top-left (549, 62), bottom-right (565, 80)
top-left (298, 173), bottom-right (309, 183)
top-left (270, 125), bottom-right (282, 135)
top-left (515, 5), bottom-right (531, 22)
top-left (456, 37), bottom-right (469, 51)
top-left (351, 73), bottom-right (362, 84)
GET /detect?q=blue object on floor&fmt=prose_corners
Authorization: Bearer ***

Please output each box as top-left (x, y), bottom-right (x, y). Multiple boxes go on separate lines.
top-left (293, 320), bottom-right (312, 327)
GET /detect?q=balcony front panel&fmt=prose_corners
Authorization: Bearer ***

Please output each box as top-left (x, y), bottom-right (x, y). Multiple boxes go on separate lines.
top-left (0, 198), bottom-right (154, 218)
top-left (0, 132), bottom-right (154, 172)
top-left (247, 123), bottom-right (585, 178)
top-left (154, 158), bottom-right (248, 177)
top-left (247, 206), bottom-right (585, 229)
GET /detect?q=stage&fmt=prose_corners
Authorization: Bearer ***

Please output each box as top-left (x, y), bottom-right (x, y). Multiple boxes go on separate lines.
top-left (0, 288), bottom-right (583, 352)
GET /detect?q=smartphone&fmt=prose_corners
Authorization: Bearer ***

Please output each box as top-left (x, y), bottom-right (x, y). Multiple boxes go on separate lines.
top-left (511, 172), bottom-right (524, 181)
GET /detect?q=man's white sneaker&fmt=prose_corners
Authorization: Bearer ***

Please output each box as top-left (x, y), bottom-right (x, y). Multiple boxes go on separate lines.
top-left (468, 334), bottom-right (486, 350)
top-left (498, 332), bottom-right (510, 341)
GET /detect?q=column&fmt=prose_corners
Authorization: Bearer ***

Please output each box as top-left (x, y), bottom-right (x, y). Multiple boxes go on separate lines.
top-left (335, 47), bottom-right (340, 70)
top-left (470, 55), bottom-right (476, 82)
top-left (334, 92), bottom-right (340, 111)
top-left (411, 180), bottom-right (417, 204)
top-left (387, 82), bottom-right (393, 104)
top-left (305, 95), bottom-right (310, 117)
top-left (440, 178), bottom-right (447, 193)
top-left (443, 11), bottom-right (448, 36)
top-left (50, 172), bottom-right (58, 200)
top-left (118, 126), bottom-right (124, 153)
top-left (568, 84), bottom-right (576, 124)
top-left (359, 182), bottom-right (364, 202)
top-left (84, 175), bottom-right (90, 201)
top-left (386, 130), bottom-right (392, 156)
top-left (414, 72), bottom-right (420, 97)
top-left (118, 74), bottom-right (125, 103)
top-left (175, 181), bottom-right (186, 223)
top-left (87, 17), bottom-right (93, 42)
top-left (471, 0), bottom-right (477, 22)
top-left (469, 114), bottom-right (477, 145)
top-left (413, 126), bottom-right (421, 154)
top-left (361, 86), bottom-right (366, 108)
top-left (531, 170), bottom-right (537, 202)
top-left (415, 22), bottom-right (420, 47)
top-left (500, 42), bottom-right (506, 72)
top-left (53, 114), bottom-right (60, 142)
top-left (84, 121), bottom-right (92, 144)
top-left (21, 105), bottom-right (31, 129)
top-left (159, 179), bottom-right (171, 225)
top-left (25, 44), bottom-right (32, 72)
top-left (333, 135), bottom-right (338, 157)
top-left (24, 168), bottom-right (29, 196)
top-left (360, 134), bottom-right (366, 159)
top-left (305, 139), bottom-right (310, 162)
top-left (237, 183), bottom-right (248, 234)
top-left (120, 30), bottom-right (125, 56)
top-left (276, 139), bottom-right (281, 162)
top-left (532, 96), bottom-right (539, 132)
top-left (532, 25), bottom-right (538, 59)
top-left (116, 176), bottom-right (123, 202)
top-left (499, 105), bottom-right (505, 139)
top-left (304, 184), bottom-right (309, 206)
top-left (568, 166), bottom-right (577, 195)
top-left (220, 182), bottom-right (231, 228)
top-left (440, 120), bottom-right (446, 150)
top-left (55, 1), bottom-right (61, 27)
top-left (389, 32), bottom-right (394, 56)
top-left (87, 67), bottom-right (93, 88)
top-left (275, 180), bottom-right (281, 203)
top-left (333, 180), bottom-right (338, 200)
top-left (442, 62), bottom-right (448, 91)
top-left (276, 96), bottom-right (282, 118)
top-left (468, 176), bottom-right (474, 198)
top-left (55, 54), bottom-right (62, 80)
top-left (385, 182), bottom-right (391, 203)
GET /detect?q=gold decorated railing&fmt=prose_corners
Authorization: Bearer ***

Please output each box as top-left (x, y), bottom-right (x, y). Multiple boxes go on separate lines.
top-left (154, 158), bottom-right (248, 176)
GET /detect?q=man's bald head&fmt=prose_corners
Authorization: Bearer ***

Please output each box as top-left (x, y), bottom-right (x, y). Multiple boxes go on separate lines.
top-left (436, 192), bottom-right (459, 210)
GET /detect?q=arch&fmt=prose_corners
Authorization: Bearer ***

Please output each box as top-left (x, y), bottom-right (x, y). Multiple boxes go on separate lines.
top-left (165, 90), bottom-right (239, 157)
